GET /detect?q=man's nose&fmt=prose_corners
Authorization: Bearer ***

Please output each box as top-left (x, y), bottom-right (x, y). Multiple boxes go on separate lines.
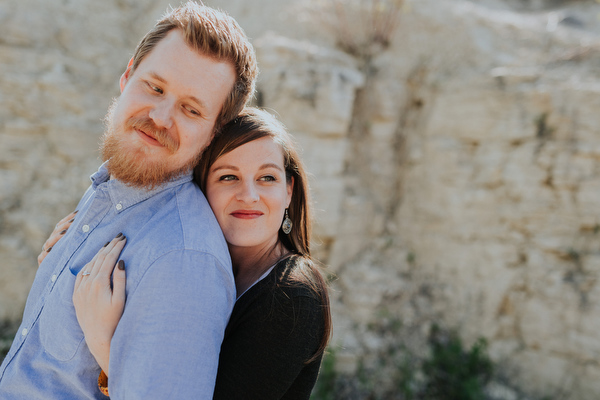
top-left (149, 100), bottom-right (174, 130)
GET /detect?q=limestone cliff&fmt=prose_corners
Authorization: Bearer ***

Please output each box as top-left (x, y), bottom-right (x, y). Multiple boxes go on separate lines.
top-left (1, 0), bottom-right (600, 398)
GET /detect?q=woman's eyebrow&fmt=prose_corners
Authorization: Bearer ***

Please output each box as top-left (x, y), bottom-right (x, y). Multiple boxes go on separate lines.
top-left (211, 165), bottom-right (239, 173)
top-left (259, 163), bottom-right (284, 172)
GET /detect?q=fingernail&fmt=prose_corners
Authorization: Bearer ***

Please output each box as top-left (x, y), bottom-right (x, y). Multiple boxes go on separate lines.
top-left (120, 234), bottom-right (127, 241)
top-left (116, 232), bottom-right (123, 239)
top-left (117, 260), bottom-right (125, 270)
top-left (47, 247), bottom-right (52, 253)
top-left (60, 230), bottom-right (67, 235)
top-left (74, 210), bottom-right (79, 214)
top-left (69, 218), bottom-right (75, 223)
top-left (103, 241), bottom-right (110, 247)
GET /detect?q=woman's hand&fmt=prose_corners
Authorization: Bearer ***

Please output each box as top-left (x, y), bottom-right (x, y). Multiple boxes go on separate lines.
top-left (73, 233), bottom-right (127, 374)
top-left (38, 210), bottom-right (78, 266)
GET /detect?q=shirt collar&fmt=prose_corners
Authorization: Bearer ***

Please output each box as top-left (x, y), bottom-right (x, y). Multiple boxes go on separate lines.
top-left (90, 161), bottom-right (194, 212)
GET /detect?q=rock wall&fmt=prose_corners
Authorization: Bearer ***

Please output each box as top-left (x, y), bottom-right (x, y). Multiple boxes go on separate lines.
top-left (2, 0), bottom-right (600, 398)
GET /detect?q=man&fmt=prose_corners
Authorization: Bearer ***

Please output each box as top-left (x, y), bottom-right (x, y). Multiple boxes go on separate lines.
top-left (0, 2), bottom-right (258, 399)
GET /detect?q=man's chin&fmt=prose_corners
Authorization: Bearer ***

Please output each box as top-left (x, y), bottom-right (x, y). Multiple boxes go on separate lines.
top-left (102, 132), bottom-right (198, 189)
top-left (107, 158), bottom-right (193, 190)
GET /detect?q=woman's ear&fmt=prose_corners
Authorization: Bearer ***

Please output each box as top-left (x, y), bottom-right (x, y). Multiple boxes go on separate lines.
top-left (119, 58), bottom-right (135, 93)
top-left (286, 176), bottom-right (294, 208)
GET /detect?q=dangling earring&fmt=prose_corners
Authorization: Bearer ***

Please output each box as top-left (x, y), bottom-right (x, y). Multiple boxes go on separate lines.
top-left (281, 209), bottom-right (292, 234)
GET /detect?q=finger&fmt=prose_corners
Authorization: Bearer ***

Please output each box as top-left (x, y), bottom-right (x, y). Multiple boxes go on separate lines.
top-left (45, 229), bottom-right (67, 250)
top-left (74, 268), bottom-right (84, 292)
top-left (55, 218), bottom-right (74, 233)
top-left (90, 233), bottom-right (125, 278)
top-left (38, 243), bottom-right (54, 266)
top-left (41, 238), bottom-right (52, 253)
top-left (75, 252), bottom-right (101, 291)
top-left (77, 247), bottom-right (104, 284)
top-left (52, 213), bottom-right (76, 237)
top-left (57, 210), bottom-right (78, 227)
top-left (112, 259), bottom-right (127, 306)
top-left (97, 237), bottom-right (127, 281)
top-left (39, 213), bottom-right (75, 267)
top-left (37, 252), bottom-right (46, 266)
top-left (74, 266), bottom-right (88, 295)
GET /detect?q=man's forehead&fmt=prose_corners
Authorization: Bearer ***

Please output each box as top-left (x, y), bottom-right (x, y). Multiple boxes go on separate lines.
top-left (133, 30), bottom-right (235, 115)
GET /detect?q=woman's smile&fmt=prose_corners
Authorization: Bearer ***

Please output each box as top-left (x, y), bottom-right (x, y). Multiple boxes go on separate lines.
top-left (230, 210), bottom-right (264, 219)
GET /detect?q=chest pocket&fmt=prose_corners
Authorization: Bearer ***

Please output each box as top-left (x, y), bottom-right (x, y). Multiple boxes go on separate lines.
top-left (39, 270), bottom-right (85, 361)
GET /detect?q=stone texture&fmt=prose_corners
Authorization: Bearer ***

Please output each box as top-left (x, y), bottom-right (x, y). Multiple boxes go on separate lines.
top-left (2, 0), bottom-right (600, 398)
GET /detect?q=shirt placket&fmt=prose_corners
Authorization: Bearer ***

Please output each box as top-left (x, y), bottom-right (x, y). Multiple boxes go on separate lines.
top-left (0, 185), bottom-right (112, 378)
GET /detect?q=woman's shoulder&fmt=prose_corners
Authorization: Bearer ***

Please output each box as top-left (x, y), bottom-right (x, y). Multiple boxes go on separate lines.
top-left (272, 255), bottom-right (326, 302)
top-left (232, 254), bottom-right (327, 315)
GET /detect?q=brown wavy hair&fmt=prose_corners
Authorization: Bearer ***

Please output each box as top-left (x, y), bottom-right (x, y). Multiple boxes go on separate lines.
top-left (194, 107), bottom-right (331, 363)
top-left (130, 1), bottom-right (258, 131)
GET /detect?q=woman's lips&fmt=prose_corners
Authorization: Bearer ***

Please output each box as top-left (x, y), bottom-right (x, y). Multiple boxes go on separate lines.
top-left (230, 210), bottom-right (263, 219)
top-left (136, 128), bottom-right (163, 147)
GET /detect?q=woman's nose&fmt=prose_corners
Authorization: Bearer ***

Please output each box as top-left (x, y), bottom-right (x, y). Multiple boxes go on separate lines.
top-left (236, 181), bottom-right (259, 203)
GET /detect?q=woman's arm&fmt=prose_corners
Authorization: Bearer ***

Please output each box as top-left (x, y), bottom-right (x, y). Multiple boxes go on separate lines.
top-left (73, 233), bottom-right (127, 374)
top-left (214, 287), bottom-right (325, 399)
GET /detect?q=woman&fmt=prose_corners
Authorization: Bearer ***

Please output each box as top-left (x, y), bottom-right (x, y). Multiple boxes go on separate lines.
top-left (40, 107), bottom-right (331, 399)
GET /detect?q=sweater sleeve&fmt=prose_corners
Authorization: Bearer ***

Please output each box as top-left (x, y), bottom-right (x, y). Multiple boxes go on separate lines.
top-left (213, 284), bottom-right (325, 400)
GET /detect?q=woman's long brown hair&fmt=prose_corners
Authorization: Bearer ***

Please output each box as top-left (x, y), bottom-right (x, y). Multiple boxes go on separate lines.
top-left (194, 107), bottom-right (331, 363)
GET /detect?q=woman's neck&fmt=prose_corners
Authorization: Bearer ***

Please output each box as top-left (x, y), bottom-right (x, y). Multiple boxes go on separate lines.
top-left (229, 242), bottom-right (290, 297)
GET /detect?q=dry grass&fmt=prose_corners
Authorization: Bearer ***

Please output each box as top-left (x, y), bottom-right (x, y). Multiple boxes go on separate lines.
top-left (306, 0), bottom-right (405, 58)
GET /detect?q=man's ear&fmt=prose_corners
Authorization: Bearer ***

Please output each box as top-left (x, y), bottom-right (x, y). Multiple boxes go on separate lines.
top-left (119, 58), bottom-right (135, 93)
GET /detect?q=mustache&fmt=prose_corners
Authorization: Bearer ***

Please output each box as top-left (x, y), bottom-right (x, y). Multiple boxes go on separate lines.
top-left (127, 117), bottom-right (179, 152)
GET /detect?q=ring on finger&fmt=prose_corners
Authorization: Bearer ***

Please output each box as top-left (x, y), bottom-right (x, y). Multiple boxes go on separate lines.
top-left (82, 271), bottom-right (91, 276)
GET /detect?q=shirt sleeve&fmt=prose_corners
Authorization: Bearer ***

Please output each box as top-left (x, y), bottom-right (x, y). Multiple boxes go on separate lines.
top-left (107, 250), bottom-right (235, 400)
top-left (213, 286), bottom-right (325, 399)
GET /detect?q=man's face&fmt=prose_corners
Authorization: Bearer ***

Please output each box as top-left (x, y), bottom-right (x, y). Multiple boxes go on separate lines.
top-left (101, 29), bottom-right (236, 188)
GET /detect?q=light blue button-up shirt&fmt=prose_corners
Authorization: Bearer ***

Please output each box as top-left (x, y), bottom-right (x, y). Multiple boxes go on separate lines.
top-left (0, 163), bottom-right (235, 399)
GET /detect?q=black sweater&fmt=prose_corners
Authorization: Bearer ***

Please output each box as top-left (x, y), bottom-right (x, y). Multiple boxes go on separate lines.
top-left (213, 255), bottom-right (325, 399)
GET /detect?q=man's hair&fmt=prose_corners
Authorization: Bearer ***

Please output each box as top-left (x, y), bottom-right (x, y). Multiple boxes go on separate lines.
top-left (130, 1), bottom-right (258, 131)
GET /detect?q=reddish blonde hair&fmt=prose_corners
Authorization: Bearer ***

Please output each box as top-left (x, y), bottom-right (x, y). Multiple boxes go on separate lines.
top-left (130, 2), bottom-right (258, 130)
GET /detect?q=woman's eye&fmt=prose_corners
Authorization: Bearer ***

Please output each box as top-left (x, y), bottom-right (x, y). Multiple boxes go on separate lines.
top-left (219, 175), bottom-right (237, 181)
top-left (259, 175), bottom-right (276, 182)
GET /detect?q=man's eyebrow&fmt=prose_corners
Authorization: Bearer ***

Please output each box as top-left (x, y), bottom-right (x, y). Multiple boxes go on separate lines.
top-left (148, 72), bottom-right (207, 111)
top-left (188, 95), bottom-right (207, 111)
top-left (149, 72), bottom-right (167, 84)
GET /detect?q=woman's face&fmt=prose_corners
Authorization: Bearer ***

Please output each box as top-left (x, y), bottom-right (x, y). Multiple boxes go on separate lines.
top-left (205, 136), bottom-right (293, 254)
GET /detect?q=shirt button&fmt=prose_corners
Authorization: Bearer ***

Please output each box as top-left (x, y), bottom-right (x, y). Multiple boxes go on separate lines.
top-left (21, 328), bottom-right (28, 336)
top-left (116, 203), bottom-right (123, 211)
top-left (82, 224), bottom-right (90, 232)
top-left (51, 275), bottom-right (57, 282)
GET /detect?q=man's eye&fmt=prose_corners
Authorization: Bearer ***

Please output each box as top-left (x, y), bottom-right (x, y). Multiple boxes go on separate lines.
top-left (147, 82), bottom-right (163, 94)
top-left (184, 105), bottom-right (200, 116)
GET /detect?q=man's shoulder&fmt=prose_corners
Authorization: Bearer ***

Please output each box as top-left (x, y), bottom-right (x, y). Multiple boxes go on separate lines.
top-left (128, 181), bottom-right (229, 266)
top-left (145, 180), bottom-right (212, 225)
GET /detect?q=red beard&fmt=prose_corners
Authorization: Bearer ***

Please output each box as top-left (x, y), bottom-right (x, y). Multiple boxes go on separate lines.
top-left (100, 99), bottom-right (200, 189)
